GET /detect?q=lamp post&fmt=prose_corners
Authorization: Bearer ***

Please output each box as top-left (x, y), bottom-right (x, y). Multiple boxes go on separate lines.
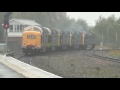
top-left (101, 30), bottom-right (103, 46)
top-left (116, 31), bottom-right (117, 48)
top-left (116, 24), bottom-right (120, 48)
top-left (5, 28), bottom-right (8, 53)
top-left (107, 27), bottom-right (109, 46)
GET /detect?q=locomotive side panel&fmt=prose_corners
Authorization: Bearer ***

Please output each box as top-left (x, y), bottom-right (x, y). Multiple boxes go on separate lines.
top-left (61, 32), bottom-right (70, 50)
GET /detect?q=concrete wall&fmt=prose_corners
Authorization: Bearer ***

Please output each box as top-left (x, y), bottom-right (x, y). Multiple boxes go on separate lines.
top-left (7, 37), bottom-right (22, 53)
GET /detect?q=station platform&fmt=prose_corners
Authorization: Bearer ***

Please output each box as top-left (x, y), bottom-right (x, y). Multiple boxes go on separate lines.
top-left (0, 62), bottom-right (25, 78)
top-left (0, 54), bottom-right (61, 78)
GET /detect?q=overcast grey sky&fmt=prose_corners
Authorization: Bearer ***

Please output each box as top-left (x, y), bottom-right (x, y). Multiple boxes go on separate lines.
top-left (67, 12), bottom-right (120, 26)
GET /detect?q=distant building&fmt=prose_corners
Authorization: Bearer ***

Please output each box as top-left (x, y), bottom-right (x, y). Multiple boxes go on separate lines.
top-left (2, 19), bottom-right (41, 52)
top-left (8, 19), bottom-right (41, 37)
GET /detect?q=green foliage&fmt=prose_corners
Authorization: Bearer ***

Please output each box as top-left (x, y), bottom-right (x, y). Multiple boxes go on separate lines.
top-left (93, 15), bottom-right (120, 48)
top-left (11, 12), bottom-right (89, 31)
top-left (76, 19), bottom-right (88, 31)
top-left (65, 18), bottom-right (90, 32)
top-left (0, 12), bottom-right (5, 41)
top-left (0, 12), bottom-right (91, 41)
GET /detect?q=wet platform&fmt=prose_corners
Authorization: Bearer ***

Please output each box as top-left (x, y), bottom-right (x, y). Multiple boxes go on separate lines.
top-left (0, 54), bottom-right (62, 78)
top-left (0, 62), bottom-right (26, 78)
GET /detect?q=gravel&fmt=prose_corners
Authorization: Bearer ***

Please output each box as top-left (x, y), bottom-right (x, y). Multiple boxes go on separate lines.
top-left (29, 50), bottom-right (120, 78)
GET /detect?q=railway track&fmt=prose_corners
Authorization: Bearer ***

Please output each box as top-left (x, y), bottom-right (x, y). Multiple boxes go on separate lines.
top-left (14, 53), bottom-right (35, 66)
top-left (14, 48), bottom-right (120, 70)
top-left (13, 49), bottom-right (84, 67)
top-left (83, 49), bottom-right (120, 63)
top-left (11, 48), bottom-right (120, 78)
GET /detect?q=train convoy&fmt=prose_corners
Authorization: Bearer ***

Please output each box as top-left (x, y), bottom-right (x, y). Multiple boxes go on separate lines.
top-left (22, 26), bottom-right (95, 55)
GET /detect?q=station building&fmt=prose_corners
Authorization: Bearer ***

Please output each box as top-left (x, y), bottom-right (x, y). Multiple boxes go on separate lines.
top-left (6, 19), bottom-right (41, 52)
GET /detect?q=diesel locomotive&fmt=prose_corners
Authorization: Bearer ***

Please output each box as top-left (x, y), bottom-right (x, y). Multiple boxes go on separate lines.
top-left (22, 26), bottom-right (95, 55)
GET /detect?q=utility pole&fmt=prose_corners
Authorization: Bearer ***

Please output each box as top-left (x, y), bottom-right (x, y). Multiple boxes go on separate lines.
top-left (116, 31), bottom-right (117, 48)
top-left (102, 30), bottom-right (103, 46)
top-left (5, 29), bottom-right (8, 53)
top-left (100, 30), bottom-right (103, 46)
top-left (107, 27), bottom-right (109, 46)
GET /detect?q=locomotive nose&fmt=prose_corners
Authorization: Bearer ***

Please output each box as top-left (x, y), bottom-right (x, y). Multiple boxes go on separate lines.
top-left (27, 44), bottom-right (34, 47)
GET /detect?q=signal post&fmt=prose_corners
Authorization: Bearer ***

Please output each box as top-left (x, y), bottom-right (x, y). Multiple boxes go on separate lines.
top-left (3, 12), bottom-right (12, 54)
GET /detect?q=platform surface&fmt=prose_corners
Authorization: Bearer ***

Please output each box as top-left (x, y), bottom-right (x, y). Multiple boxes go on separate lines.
top-left (0, 62), bottom-right (26, 78)
top-left (0, 54), bottom-right (62, 78)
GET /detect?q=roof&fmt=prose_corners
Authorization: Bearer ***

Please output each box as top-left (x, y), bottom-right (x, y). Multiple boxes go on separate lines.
top-left (9, 19), bottom-right (41, 26)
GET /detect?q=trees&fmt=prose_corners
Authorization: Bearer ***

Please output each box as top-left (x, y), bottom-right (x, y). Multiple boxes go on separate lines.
top-left (76, 19), bottom-right (88, 31)
top-left (0, 12), bottom-right (91, 41)
top-left (0, 12), bottom-right (13, 41)
top-left (66, 18), bottom-right (90, 32)
top-left (11, 12), bottom-right (90, 31)
top-left (93, 15), bottom-right (120, 48)
top-left (0, 12), bottom-right (6, 41)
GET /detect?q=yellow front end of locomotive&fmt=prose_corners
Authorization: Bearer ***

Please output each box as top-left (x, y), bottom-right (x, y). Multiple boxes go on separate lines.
top-left (22, 31), bottom-right (42, 49)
